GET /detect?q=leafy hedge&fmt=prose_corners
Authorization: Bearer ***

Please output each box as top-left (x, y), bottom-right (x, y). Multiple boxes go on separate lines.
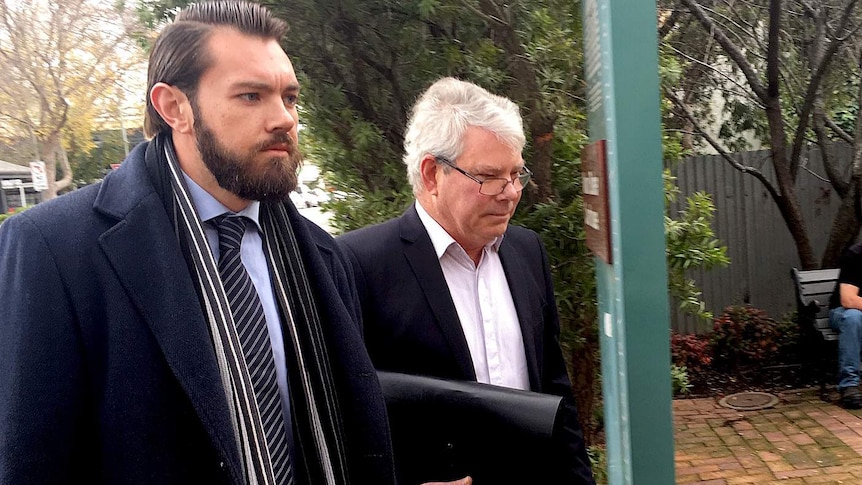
top-left (0, 206), bottom-right (28, 225)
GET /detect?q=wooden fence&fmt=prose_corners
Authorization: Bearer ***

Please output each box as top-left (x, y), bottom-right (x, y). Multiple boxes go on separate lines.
top-left (669, 143), bottom-right (853, 333)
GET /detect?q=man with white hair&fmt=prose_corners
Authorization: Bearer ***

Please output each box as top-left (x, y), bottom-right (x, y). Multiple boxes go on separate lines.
top-left (338, 77), bottom-right (595, 485)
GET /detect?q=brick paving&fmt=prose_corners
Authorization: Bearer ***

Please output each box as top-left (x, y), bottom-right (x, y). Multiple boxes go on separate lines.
top-left (674, 387), bottom-right (862, 484)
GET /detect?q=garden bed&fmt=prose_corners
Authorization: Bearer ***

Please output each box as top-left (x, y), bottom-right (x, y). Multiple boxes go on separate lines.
top-left (682, 362), bottom-right (816, 399)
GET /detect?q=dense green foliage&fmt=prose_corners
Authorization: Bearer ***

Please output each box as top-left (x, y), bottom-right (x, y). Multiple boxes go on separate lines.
top-left (670, 364), bottom-right (693, 396)
top-left (0, 205), bottom-right (28, 225)
top-left (587, 445), bottom-right (609, 485)
top-left (665, 172), bottom-right (730, 321)
top-left (66, 129), bottom-right (142, 187)
top-left (137, 0), bottom-right (729, 446)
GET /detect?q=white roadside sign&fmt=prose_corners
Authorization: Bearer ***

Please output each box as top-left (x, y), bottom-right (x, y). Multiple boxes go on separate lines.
top-left (30, 161), bottom-right (48, 192)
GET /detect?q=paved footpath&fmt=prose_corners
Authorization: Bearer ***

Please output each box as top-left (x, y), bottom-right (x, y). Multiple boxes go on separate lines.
top-left (674, 387), bottom-right (862, 484)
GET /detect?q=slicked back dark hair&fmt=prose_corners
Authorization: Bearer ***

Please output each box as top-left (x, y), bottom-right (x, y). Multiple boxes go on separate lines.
top-left (144, 1), bottom-right (288, 137)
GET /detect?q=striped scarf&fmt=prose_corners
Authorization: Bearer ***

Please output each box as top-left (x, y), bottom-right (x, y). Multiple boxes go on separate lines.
top-left (143, 134), bottom-right (349, 485)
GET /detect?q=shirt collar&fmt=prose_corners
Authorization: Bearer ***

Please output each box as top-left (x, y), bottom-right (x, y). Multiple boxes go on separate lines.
top-left (182, 172), bottom-right (262, 230)
top-left (414, 201), bottom-right (502, 260)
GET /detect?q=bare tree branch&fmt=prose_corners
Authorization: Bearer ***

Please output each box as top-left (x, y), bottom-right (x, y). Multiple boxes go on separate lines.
top-left (790, 0), bottom-right (860, 179)
top-left (826, 116), bottom-right (855, 144)
top-left (702, 1), bottom-right (764, 52)
top-left (0, 0), bottom-right (144, 198)
top-left (667, 44), bottom-right (765, 107)
top-left (680, 0), bottom-right (769, 101)
top-left (664, 85), bottom-right (782, 201)
top-left (813, 106), bottom-right (849, 196)
top-left (457, 0), bottom-right (504, 26)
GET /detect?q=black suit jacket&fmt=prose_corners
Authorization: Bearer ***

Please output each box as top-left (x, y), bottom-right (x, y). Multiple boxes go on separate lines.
top-left (0, 142), bottom-right (395, 484)
top-left (337, 204), bottom-right (595, 485)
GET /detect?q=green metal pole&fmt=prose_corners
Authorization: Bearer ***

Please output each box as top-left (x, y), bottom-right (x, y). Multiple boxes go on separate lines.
top-left (581, 1), bottom-right (675, 483)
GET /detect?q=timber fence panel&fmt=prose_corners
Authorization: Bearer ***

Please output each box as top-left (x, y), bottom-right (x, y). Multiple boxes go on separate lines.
top-left (669, 143), bottom-right (847, 333)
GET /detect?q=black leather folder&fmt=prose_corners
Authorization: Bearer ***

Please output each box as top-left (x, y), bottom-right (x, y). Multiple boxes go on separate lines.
top-left (376, 371), bottom-right (565, 485)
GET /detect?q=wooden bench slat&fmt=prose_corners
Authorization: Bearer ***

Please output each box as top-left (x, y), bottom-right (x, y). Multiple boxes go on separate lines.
top-left (799, 281), bottom-right (840, 295)
top-left (796, 269), bottom-right (841, 282)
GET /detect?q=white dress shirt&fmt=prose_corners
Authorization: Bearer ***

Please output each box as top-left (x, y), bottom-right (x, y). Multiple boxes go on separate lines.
top-left (415, 202), bottom-right (530, 390)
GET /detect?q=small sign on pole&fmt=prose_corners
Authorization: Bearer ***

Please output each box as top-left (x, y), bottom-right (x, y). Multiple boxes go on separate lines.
top-left (581, 139), bottom-right (612, 264)
top-left (30, 161), bottom-right (48, 192)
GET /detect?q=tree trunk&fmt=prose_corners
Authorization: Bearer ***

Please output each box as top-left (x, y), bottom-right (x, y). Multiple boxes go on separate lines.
top-left (475, 0), bottom-right (557, 204)
top-left (766, 152), bottom-right (817, 267)
top-left (764, 87), bottom-right (817, 267)
top-left (822, 49), bottom-right (862, 267)
top-left (39, 134), bottom-right (74, 200)
top-left (682, 119), bottom-right (694, 151)
top-left (770, 171), bottom-right (817, 269)
top-left (569, 336), bottom-right (600, 446)
top-left (41, 135), bottom-right (60, 200)
top-left (525, 120), bottom-right (556, 205)
top-left (54, 143), bottom-right (74, 195)
top-left (821, 183), bottom-right (862, 268)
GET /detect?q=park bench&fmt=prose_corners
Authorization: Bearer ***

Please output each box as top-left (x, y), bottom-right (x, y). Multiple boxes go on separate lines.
top-left (791, 267), bottom-right (840, 399)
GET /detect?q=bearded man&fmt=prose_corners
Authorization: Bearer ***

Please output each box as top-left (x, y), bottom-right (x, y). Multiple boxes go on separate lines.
top-left (0, 2), bottom-right (395, 484)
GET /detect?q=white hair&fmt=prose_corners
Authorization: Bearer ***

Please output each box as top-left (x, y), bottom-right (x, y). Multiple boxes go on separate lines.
top-left (402, 77), bottom-right (526, 195)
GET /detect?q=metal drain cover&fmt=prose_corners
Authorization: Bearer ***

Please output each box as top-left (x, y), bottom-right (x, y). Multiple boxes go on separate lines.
top-left (718, 392), bottom-right (779, 411)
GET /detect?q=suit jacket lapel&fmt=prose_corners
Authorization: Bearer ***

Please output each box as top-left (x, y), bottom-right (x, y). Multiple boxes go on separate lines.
top-left (93, 151), bottom-right (240, 476)
top-left (400, 206), bottom-right (477, 380)
top-left (499, 235), bottom-right (542, 391)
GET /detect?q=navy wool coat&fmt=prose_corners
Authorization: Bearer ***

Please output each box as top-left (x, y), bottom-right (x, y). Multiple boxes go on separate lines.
top-left (0, 142), bottom-right (394, 484)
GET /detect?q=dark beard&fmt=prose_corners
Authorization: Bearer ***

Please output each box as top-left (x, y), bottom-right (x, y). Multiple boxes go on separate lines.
top-left (193, 115), bottom-right (301, 203)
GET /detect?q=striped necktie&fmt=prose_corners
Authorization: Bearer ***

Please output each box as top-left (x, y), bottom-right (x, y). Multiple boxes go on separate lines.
top-left (215, 215), bottom-right (294, 485)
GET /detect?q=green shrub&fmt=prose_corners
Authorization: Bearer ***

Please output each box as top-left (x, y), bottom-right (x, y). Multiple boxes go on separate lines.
top-left (671, 364), bottom-right (692, 396)
top-left (670, 331), bottom-right (712, 374)
top-left (664, 171), bottom-right (730, 322)
top-left (774, 311), bottom-right (800, 363)
top-left (0, 206), bottom-right (28, 225)
top-left (323, 189), bottom-right (412, 235)
top-left (587, 445), bottom-right (609, 485)
top-left (710, 305), bottom-right (779, 370)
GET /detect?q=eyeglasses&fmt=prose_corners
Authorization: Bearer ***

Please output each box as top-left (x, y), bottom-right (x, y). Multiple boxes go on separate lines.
top-left (435, 156), bottom-right (532, 196)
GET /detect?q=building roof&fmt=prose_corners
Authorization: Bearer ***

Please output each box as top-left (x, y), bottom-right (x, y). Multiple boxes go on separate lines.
top-left (0, 159), bottom-right (30, 177)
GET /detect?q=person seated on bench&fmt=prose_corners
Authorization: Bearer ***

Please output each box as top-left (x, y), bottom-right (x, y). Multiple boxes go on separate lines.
top-left (830, 242), bottom-right (862, 409)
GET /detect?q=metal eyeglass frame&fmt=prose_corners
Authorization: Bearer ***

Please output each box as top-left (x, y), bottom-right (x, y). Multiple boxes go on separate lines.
top-left (435, 155), bottom-right (532, 196)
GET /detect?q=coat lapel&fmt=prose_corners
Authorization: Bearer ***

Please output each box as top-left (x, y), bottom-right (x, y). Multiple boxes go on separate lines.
top-left (93, 148), bottom-right (241, 477)
top-left (499, 235), bottom-right (543, 391)
top-left (399, 206), bottom-right (477, 380)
